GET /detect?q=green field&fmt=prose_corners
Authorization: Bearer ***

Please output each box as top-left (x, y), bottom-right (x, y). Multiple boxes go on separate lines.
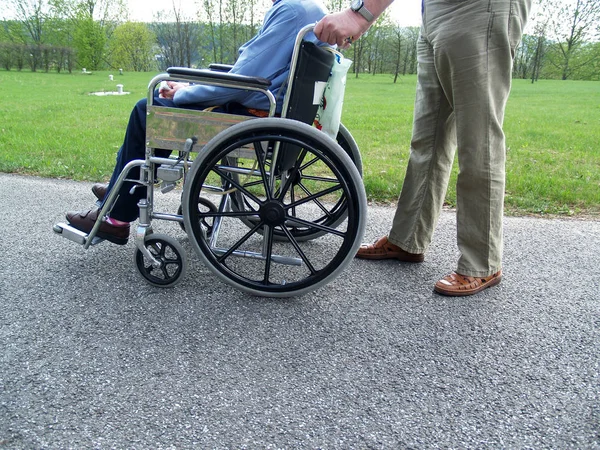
top-left (1, 70), bottom-right (599, 217)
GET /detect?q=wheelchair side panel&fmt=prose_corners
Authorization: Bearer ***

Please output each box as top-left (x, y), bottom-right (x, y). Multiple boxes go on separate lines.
top-left (146, 106), bottom-right (255, 151)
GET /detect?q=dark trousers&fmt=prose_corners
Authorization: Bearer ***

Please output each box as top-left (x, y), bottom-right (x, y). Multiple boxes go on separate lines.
top-left (102, 97), bottom-right (172, 222)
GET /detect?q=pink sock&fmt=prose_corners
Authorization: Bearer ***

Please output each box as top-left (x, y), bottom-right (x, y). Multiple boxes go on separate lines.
top-left (105, 216), bottom-right (129, 227)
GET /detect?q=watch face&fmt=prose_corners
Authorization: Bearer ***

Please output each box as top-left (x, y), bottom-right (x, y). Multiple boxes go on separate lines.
top-left (351, 0), bottom-right (362, 11)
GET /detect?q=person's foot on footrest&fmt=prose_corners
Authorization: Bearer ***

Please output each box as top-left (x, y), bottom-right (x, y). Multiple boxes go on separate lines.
top-left (355, 236), bottom-right (424, 262)
top-left (66, 208), bottom-right (129, 245)
top-left (434, 270), bottom-right (502, 297)
top-left (91, 183), bottom-right (108, 201)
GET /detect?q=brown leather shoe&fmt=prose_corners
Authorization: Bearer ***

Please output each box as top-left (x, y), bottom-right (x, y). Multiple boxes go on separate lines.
top-left (66, 208), bottom-right (129, 245)
top-left (92, 183), bottom-right (108, 201)
top-left (356, 236), bottom-right (424, 262)
top-left (434, 270), bottom-right (502, 297)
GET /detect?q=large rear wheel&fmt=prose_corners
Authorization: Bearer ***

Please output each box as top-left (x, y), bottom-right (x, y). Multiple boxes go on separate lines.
top-left (182, 118), bottom-right (366, 297)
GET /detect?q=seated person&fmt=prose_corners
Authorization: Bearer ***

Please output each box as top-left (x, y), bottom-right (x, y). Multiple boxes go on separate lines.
top-left (66, 0), bottom-right (328, 245)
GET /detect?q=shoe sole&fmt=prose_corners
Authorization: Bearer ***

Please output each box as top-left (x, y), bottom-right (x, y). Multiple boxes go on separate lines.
top-left (434, 275), bottom-right (502, 297)
top-left (355, 253), bottom-right (424, 262)
top-left (96, 230), bottom-right (128, 245)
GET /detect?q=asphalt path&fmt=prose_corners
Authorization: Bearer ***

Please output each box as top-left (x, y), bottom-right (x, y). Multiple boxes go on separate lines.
top-left (1, 173), bottom-right (598, 448)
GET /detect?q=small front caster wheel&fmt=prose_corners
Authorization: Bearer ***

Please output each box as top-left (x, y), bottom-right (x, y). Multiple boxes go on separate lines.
top-left (134, 233), bottom-right (187, 287)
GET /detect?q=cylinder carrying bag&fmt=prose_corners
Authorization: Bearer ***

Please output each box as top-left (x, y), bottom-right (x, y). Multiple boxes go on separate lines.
top-left (313, 51), bottom-right (353, 139)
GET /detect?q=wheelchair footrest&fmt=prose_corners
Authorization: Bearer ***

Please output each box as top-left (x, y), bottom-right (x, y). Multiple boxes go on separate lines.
top-left (53, 222), bottom-right (105, 246)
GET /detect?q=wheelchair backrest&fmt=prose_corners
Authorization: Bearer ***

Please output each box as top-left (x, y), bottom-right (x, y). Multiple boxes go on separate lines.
top-left (282, 40), bottom-right (335, 125)
top-left (276, 34), bottom-right (337, 172)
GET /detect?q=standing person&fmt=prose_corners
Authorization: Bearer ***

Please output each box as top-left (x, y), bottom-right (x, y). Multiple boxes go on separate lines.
top-left (65, 0), bottom-right (328, 245)
top-left (315, 0), bottom-right (531, 296)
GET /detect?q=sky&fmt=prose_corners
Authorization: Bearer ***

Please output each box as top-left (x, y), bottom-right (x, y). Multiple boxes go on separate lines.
top-left (124, 0), bottom-right (546, 32)
top-left (2, 0), bottom-right (543, 32)
top-left (125, 0), bottom-right (425, 27)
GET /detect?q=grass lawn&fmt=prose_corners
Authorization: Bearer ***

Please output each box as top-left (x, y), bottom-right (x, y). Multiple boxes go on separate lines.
top-left (1, 69), bottom-right (599, 217)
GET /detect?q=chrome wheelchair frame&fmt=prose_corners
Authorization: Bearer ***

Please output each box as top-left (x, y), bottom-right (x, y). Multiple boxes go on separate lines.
top-left (54, 25), bottom-right (366, 297)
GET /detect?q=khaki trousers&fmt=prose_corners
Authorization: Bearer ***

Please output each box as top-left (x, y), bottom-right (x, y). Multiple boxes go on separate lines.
top-left (389, 0), bottom-right (531, 277)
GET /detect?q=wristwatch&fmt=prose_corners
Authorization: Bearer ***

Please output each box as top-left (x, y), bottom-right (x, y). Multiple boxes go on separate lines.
top-left (350, 0), bottom-right (374, 22)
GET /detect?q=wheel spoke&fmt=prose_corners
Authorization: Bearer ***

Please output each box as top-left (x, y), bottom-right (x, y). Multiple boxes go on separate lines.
top-left (241, 178), bottom-right (264, 189)
top-left (281, 225), bottom-right (317, 275)
top-left (298, 174), bottom-right (341, 183)
top-left (299, 154), bottom-right (320, 171)
top-left (289, 181), bottom-right (297, 218)
top-left (296, 181), bottom-right (337, 218)
top-left (213, 165), bottom-right (264, 205)
top-left (159, 244), bottom-right (169, 258)
top-left (252, 139), bottom-right (273, 200)
top-left (262, 226), bottom-right (275, 284)
top-left (287, 183), bottom-right (343, 210)
top-left (284, 215), bottom-right (347, 238)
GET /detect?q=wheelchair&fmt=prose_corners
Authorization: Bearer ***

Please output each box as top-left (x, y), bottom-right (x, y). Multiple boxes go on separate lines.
top-left (54, 25), bottom-right (367, 297)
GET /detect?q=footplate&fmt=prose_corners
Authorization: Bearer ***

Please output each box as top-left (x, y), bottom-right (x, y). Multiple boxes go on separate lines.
top-left (53, 222), bottom-right (105, 246)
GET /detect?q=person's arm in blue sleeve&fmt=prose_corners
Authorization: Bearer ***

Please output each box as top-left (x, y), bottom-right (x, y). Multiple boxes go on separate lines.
top-left (172, 1), bottom-right (304, 109)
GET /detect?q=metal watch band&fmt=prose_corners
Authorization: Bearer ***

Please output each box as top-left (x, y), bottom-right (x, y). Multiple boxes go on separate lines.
top-left (354, 1), bottom-right (374, 22)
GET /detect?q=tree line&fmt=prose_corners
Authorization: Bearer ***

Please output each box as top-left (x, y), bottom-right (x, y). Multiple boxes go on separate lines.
top-left (1, 0), bottom-right (598, 80)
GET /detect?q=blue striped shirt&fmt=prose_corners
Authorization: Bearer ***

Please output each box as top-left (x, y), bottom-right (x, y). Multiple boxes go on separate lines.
top-left (173, 0), bottom-right (328, 112)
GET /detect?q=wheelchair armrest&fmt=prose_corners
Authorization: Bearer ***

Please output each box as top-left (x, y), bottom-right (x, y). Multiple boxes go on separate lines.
top-left (167, 67), bottom-right (271, 89)
top-left (208, 64), bottom-right (234, 72)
